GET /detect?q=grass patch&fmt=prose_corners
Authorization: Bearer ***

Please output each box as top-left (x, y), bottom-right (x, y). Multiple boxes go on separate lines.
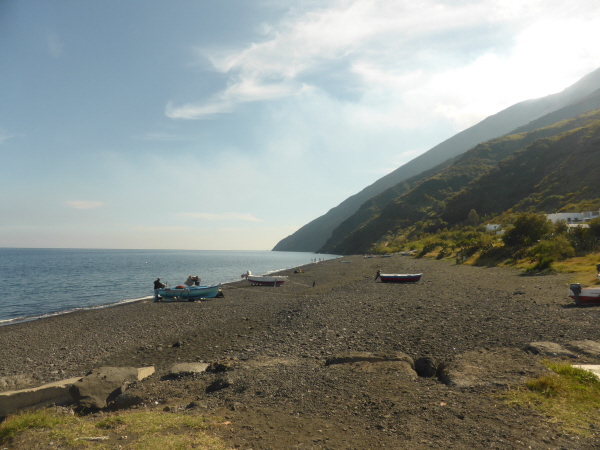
top-left (553, 253), bottom-right (600, 284)
top-left (504, 361), bottom-right (600, 437)
top-left (0, 409), bottom-right (230, 449)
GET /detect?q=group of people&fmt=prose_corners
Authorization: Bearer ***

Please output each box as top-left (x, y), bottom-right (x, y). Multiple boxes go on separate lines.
top-left (153, 274), bottom-right (201, 302)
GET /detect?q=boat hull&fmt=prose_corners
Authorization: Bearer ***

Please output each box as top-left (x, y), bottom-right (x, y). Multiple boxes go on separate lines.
top-left (569, 286), bottom-right (600, 305)
top-left (247, 276), bottom-right (287, 286)
top-left (379, 273), bottom-right (422, 283)
top-left (157, 284), bottom-right (221, 301)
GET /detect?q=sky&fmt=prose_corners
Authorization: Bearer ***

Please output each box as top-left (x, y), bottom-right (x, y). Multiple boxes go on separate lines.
top-left (2, 0), bottom-right (600, 251)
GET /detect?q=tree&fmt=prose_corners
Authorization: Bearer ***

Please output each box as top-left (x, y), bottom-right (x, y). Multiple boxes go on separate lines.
top-left (553, 220), bottom-right (569, 236)
top-left (467, 209), bottom-right (479, 227)
top-left (588, 217), bottom-right (600, 239)
top-left (502, 213), bottom-right (553, 248)
top-left (568, 225), bottom-right (598, 253)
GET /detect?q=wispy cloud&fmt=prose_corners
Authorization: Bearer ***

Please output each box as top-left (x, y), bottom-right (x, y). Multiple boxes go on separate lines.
top-left (66, 201), bottom-right (103, 209)
top-left (177, 212), bottom-right (262, 222)
top-left (0, 129), bottom-right (14, 144)
top-left (167, 0), bottom-right (600, 125)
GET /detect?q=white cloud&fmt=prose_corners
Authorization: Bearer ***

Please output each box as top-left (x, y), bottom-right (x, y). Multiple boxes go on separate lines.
top-left (167, 0), bottom-right (599, 125)
top-left (165, 100), bottom-right (233, 119)
top-left (66, 201), bottom-right (103, 209)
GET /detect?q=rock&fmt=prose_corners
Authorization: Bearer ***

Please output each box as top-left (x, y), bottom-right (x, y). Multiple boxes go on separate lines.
top-left (169, 363), bottom-right (209, 377)
top-left (69, 366), bottom-right (154, 410)
top-left (524, 342), bottom-right (577, 358)
top-left (108, 393), bottom-right (145, 410)
top-left (186, 400), bottom-right (208, 409)
top-left (439, 348), bottom-right (547, 387)
top-left (206, 359), bottom-right (237, 373)
top-left (565, 340), bottom-right (600, 358)
top-left (325, 351), bottom-right (414, 367)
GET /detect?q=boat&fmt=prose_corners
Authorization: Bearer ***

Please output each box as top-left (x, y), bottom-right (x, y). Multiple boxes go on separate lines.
top-left (242, 271), bottom-right (287, 286)
top-left (157, 284), bottom-right (221, 301)
top-left (568, 283), bottom-right (600, 306)
top-left (246, 275), bottom-right (288, 286)
top-left (375, 270), bottom-right (422, 283)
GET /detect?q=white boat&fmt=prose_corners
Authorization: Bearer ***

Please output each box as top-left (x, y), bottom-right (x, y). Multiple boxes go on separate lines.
top-left (568, 283), bottom-right (600, 306)
top-left (243, 271), bottom-right (287, 286)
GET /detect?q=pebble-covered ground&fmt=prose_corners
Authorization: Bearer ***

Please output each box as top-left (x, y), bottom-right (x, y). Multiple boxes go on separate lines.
top-left (2, 255), bottom-right (600, 449)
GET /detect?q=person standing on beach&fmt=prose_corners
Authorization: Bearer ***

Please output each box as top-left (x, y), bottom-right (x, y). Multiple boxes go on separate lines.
top-left (153, 278), bottom-right (165, 302)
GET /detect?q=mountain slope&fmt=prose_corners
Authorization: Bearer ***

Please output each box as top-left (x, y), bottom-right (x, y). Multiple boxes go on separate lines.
top-left (320, 95), bottom-right (600, 253)
top-left (273, 66), bottom-right (600, 252)
top-left (441, 118), bottom-right (600, 225)
top-left (326, 109), bottom-right (600, 254)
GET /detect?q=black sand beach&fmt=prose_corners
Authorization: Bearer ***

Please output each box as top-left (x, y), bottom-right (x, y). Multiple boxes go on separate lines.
top-left (2, 255), bottom-right (600, 448)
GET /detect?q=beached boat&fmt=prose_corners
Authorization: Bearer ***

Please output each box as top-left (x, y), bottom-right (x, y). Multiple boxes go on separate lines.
top-left (568, 283), bottom-right (600, 306)
top-left (375, 270), bottom-right (422, 283)
top-left (246, 275), bottom-right (288, 286)
top-left (157, 284), bottom-right (221, 301)
top-left (241, 270), bottom-right (288, 286)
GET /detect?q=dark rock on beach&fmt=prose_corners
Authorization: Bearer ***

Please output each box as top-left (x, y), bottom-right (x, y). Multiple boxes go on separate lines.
top-left (2, 255), bottom-right (600, 448)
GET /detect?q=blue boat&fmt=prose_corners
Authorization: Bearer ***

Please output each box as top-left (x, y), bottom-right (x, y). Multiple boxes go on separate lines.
top-left (157, 284), bottom-right (221, 301)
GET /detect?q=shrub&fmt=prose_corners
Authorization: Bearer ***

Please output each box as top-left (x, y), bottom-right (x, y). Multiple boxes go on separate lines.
top-left (502, 213), bottom-right (553, 248)
top-left (529, 236), bottom-right (575, 261)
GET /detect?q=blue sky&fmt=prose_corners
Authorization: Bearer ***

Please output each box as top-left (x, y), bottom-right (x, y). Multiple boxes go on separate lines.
top-left (2, 0), bottom-right (600, 250)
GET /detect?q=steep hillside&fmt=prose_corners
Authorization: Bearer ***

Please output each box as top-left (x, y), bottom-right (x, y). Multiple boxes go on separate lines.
top-left (273, 66), bottom-right (600, 252)
top-left (326, 110), bottom-right (600, 254)
top-left (441, 119), bottom-right (600, 224)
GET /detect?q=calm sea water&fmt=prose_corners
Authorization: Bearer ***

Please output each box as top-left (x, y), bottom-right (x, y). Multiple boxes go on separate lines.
top-left (0, 248), bottom-right (338, 325)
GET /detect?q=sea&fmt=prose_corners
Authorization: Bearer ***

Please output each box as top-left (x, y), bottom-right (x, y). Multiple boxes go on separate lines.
top-left (0, 248), bottom-right (338, 326)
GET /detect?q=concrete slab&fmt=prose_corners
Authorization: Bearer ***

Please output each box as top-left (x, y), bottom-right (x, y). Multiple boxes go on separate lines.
top-left (136, 366), bottom-right (155, 380)
top-left (0, 377), bottom-right (82, 417)
top-left (169, 363), bottom-right (209, 376)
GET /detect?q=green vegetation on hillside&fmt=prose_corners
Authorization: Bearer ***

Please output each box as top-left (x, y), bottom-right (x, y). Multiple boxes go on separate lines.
top-left (325, 109), bottom-right (600, 256)
top-left (372, 212), bottom-right (600, 277)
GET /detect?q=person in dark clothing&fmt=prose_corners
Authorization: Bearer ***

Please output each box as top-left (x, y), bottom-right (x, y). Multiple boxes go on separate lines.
top-left (153, 278), bottom-right (166, 302)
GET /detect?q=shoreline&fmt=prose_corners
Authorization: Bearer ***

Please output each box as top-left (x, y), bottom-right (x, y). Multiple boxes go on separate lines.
top-left (0, 254), bottom-right (587, 384)
top-left (0, 257), bottom-right (334, 328)
top-left (2, 255), bottom-right (600, 448)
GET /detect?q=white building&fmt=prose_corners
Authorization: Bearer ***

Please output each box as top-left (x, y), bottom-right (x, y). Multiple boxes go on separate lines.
top-left (485, 224), bottom-right (501, 232)
top-left (485, 224), bottom-right (505, 235)
top-left (547, 209), bottom-right (600, 224)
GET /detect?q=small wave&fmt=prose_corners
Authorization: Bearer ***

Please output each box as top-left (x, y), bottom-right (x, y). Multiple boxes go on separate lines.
top-left (0, 295), bottom-right (154, 327)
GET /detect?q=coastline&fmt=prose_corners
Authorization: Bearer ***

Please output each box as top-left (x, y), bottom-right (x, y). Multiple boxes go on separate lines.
top-left (0, 255), bottom-right (334, 327)
top-left (2, 255), bottom-right (600, 448)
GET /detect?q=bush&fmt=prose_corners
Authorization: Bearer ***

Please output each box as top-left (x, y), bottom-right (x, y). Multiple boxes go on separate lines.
top-left (529, 236), bottom-right (575, 261)
top-left (502, 213), bottom-right (553, 248)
